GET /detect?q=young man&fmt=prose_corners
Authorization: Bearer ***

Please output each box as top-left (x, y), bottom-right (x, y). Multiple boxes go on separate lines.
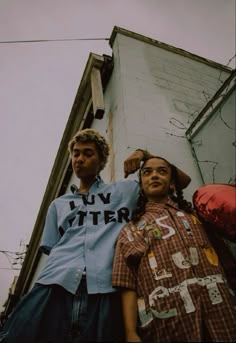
top-left (2, 129), bottom-right (183, 342)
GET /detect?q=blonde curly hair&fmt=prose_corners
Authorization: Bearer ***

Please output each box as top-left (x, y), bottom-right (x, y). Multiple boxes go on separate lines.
top-left (68, 128), bottom-right (110, 171)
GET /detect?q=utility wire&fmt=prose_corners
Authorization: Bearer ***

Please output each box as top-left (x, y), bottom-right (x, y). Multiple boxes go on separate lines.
top-left (0, 250), bottom-right (25, 255)
top-left (0, 267), bottom-right (20, 270)
top-left (0, 249), bottom-right (27, 270)
top-left (0, 37), bottom-right (109, 44)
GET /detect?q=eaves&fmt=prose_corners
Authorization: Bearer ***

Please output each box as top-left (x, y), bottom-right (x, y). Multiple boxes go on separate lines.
top-left (110, 26), bottom-right (232, 73)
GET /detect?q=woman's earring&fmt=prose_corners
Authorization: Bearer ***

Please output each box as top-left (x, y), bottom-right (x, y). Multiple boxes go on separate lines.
top-left (139, 187), bottom-right (145, 197)
top-left (169, 184), bottom-right (175, 195)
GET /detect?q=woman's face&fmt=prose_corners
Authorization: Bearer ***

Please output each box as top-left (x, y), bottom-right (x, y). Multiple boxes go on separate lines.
top-left (140, 157), bottom-right (173, 203)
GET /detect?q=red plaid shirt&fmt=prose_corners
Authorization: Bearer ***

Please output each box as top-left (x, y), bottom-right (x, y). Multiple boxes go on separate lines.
top-left (112, 200), bottom-right (236, 342)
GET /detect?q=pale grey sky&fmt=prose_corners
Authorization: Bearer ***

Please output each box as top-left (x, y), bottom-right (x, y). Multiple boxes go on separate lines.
top-left (0, 0), bottom-right (235, 310)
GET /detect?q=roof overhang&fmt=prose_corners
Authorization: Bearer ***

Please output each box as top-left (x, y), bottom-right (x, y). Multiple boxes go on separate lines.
top-left (110, 26), bottom-right (232, 73)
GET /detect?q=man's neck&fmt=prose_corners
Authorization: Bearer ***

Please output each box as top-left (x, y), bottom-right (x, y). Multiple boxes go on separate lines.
top-left (78, 176), bottom-right (97, 193)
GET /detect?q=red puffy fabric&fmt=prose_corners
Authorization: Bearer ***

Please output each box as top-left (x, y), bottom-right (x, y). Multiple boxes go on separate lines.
top-left (193, 184), bottom-right (236, 242)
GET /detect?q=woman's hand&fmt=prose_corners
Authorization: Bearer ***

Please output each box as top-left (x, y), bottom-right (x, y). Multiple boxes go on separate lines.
top-left (126, 331), bottom-right (142, 342)
top-left (122, 289), bottom-right (142, 342)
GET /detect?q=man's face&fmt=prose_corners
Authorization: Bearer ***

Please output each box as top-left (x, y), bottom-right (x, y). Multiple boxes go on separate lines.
top-left (140, 158), bottom-right (173, 203)
top-left (71, 142), bottom-right (102, 180)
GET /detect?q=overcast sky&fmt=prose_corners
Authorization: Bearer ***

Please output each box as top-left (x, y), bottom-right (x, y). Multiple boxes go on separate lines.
top-left (0, 0), bottom-right (235, 311)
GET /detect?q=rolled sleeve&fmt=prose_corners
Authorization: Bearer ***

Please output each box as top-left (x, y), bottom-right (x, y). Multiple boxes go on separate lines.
top-left (112, 226), bottom-right (147, 290)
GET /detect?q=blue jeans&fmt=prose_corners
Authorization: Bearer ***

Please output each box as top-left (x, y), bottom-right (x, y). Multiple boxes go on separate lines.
top-left (0, 277), bottom-right (124, 342)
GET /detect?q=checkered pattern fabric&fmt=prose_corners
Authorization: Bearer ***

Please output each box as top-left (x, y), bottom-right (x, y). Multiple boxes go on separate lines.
top-left (112, 200), bottom-right (236, 342)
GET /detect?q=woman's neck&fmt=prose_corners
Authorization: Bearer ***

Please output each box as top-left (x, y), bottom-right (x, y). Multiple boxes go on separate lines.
top-left (147, 195), bottom-right (169, 204)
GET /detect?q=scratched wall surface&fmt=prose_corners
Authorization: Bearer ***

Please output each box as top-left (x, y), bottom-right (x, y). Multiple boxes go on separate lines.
top-left (189, 88), bottom-right (235, 184)
top-left (95, 33), bottom-right (231, 200)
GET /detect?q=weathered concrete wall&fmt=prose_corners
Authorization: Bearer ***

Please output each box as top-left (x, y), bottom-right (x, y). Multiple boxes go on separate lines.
top-left (62, 33), bottom-right (232, 201)
top-left (96, 33), bottom-right (231, 200)
top-left (189, 88), bottom-right (236, 184)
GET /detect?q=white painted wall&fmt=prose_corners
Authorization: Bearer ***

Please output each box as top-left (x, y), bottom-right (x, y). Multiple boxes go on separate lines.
top-left (97, 33), bottom-right (231, 200)
top-left (190, 88), bottom-right (236, 184)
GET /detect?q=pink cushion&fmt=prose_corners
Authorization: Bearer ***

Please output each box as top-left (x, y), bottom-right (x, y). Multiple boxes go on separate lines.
top-left (193, 184), bottom-right (236, 242)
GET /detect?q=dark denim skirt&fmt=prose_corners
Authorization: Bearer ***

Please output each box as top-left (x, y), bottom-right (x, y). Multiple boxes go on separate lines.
top-left (0, 278), bottom-right (124, 343)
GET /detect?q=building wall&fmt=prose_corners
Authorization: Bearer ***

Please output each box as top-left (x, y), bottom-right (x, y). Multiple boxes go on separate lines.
top-left (190, 88), bottom-right (236, 184)
top-left (67, 33), bottom-right (231, 198)
top-left (94, 33), bottom-right (231, 200)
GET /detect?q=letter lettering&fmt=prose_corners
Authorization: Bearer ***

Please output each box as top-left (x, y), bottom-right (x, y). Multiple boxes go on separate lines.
top-left (90, 211), bottom-right (101, 225)
top-left (104, 211), bottom-right (116, 224)
top-left (207, 282), bottom-right (223, 305)
top-left (98, 193), bottom-right (111, 204)
top-left (69, 201), bottom-right (76, 210)
top-left (155, 216), bottom-right (175, 239)
top-left (68, 217), bottom-right (76, 227)
top-left (58, 226), bottom-right (65, 236)
top-left (137, 297), bottom-right (153, 327)
top-left (172, 252), bottom-right (191, 269)
top-left (169, 282), bottom-right (195, 313)
top-left (82, 195), bottom-right (95, 205)
top-left (77, 211), bottom-right (87, 226)
top-left (149, 286), bottom-right (177, 318)
top-left (117, 207), bottom-right (130, 223)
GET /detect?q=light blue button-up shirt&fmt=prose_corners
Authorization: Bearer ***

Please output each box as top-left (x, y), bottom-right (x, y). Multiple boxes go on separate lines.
top-left (37, 176), bottom-right (139, 294)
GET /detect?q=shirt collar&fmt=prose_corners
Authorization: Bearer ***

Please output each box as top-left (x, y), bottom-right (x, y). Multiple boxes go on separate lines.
top-left (145, 199), bottom-right (180, 212)
top-left (70, 175), bottom-right (103, 194)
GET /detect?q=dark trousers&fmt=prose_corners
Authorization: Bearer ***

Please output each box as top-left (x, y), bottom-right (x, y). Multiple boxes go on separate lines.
top-left (0, 277), bottom-right (124, 342)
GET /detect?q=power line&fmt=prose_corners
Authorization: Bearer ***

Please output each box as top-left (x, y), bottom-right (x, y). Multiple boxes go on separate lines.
top-left (0, 247), bottom-right (27, 271)
top-left (0, 268), bottom-right (20, 270)
top-left (0, 250), bottom-right (25, 255)
top-left (0, 37), bottom-right (109, 45)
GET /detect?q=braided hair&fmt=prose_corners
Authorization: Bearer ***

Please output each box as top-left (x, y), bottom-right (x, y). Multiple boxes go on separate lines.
top-left (132, 156), bottom-right (193, 222)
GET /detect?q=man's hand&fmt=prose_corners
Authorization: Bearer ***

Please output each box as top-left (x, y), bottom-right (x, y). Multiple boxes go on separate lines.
top-left (124, 150), bottom-right (146, 178)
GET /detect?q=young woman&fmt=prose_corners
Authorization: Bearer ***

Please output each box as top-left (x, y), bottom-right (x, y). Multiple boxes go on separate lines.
top-left (112, 156), bottom-right (236, 342)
